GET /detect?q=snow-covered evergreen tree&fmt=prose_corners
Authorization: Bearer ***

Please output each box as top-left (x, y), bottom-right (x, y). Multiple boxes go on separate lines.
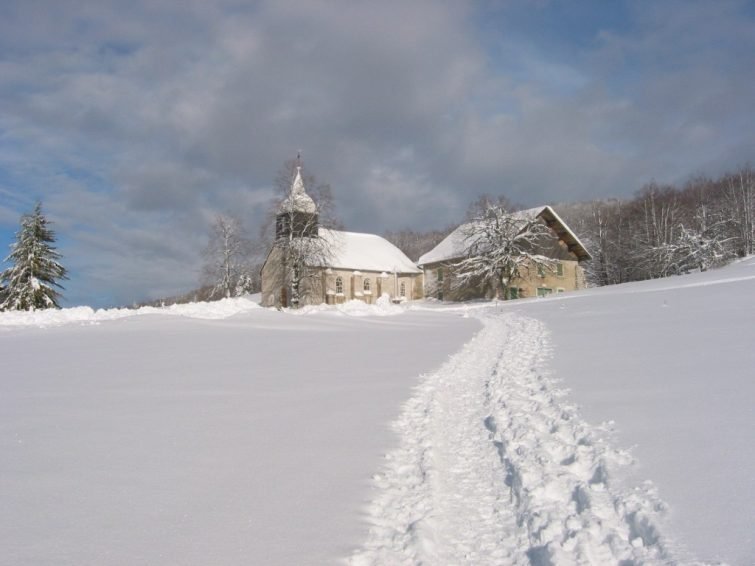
top-left (233, 272), bottom-right (257, 297)
top-left (1, 202), bottom-right (68, 311)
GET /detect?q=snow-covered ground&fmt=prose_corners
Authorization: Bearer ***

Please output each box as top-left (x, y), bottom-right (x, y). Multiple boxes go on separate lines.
top-left (1, 258), bottom-right (753, 565)
top-left (351, 310), bottom-right (674, 565)
top-left (354, 257), bottom-right (752, 565)
top-left (503, 256), bottom-right (755, 565)
top-left (0, 301), bottom-right (480, 565)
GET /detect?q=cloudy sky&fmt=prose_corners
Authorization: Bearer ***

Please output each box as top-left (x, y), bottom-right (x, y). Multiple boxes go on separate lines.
top-left (1, 0), bottom-right (753, 307)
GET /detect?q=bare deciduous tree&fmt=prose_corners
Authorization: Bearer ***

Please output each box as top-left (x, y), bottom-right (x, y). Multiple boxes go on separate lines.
top-left (452, 199), bottom-right (554, 300)
top-left (723, 167), bottom-right (754, 257)
top-left (202, 214), bottom-right (253, 299)
top-left (557, 166), bottom-right (753, 286)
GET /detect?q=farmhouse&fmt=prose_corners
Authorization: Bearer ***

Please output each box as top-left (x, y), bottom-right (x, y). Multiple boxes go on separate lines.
top-left (260, 167), bottom-right (422, 308)
top-left (418, 206), bottom-right (591, 300)
top-left (261, 166), bottom-right (591, 307)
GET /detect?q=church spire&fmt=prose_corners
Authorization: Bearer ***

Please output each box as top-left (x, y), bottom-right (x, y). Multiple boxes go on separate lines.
top-left (281, 162), bottom-right (317, 215)
top-left (275, 155), bottom-right (319, 239)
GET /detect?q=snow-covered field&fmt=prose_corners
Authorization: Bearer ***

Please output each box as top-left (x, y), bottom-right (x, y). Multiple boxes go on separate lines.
top-left (0, 300), bottom-right (479, 565)
top-left (1, 258), bottom-right (753, 565)
top-left (503, 256), bottom-right (755, 565)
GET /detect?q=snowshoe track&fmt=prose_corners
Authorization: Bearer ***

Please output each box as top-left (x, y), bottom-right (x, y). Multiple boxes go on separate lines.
top-left (350, 310), bottom-right (681, 566)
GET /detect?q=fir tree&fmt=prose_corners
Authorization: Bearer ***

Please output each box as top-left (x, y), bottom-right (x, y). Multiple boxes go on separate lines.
top-left (1, 202), bottom-right (68, 311)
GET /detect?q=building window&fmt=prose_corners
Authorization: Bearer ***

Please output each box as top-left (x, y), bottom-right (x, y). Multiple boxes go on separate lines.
top-left (436, 268), bottom-right (443, 282)
top-left (399, 282), bottom-right (406, 297)
top-left (557, 288), bottom-right (565, 293)
top-left (537, 263), bottom-right (545, 277)
top-left (537, 287), bottom-right (553, 298)
top-left (508, 287), bottom-right (520, 300)
top-left (556, 262), bottom-right (564, 277)
top-left (335, 277), bottom-right (343, 294)
top-left (363, 278), bottom-right (371, 292)
top-left (275, 215), bottom-right (290, 239)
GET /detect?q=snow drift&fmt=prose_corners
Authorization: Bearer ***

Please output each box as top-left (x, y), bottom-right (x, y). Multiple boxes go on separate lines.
top-left (0, 295), bottom-right (262, 329)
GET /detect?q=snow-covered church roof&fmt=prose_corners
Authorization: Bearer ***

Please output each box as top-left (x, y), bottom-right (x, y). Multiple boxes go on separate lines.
top-left (277, 167), bottom-right (317, 215)
top-left (418, 205), bottom-right (591, 265)
top-left (318, 229), bottom-right (421, 274)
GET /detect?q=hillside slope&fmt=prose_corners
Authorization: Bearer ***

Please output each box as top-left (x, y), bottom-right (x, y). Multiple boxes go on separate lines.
top-left (507, 256), bottom-right (755, 564)
top-left (357, 257), bottom-right (752, 564)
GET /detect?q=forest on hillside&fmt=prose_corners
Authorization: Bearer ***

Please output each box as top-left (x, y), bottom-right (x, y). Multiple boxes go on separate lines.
top-left (554, 166), bottom-right (753, 286)
top-left (385, 166), bottom-right (753, 288)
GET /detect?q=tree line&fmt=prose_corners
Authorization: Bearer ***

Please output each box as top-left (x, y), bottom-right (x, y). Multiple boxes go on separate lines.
top-left (555, 166), bottom-right (753, 287)
top-left (380, 167), bottom-right (754, 290)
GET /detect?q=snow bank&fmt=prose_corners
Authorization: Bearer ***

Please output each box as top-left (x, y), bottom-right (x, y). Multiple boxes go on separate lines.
top-left (0, 296), bottom-right (261, 328)
top-left (290, 294), bottom-right (404, 317)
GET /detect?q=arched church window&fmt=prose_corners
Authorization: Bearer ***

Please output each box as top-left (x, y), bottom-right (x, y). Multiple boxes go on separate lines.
top-left (363, 278), bottom-right (371, 292)
top-left (335, 277), bottom-right (343, 294)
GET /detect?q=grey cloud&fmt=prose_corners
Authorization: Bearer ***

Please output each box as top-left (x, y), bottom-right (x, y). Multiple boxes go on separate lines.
top-left (115, 162), bottom-right (215, 212)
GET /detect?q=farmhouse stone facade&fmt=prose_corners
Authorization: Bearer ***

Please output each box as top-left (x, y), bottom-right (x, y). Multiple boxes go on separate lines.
top-left (418, 206), bottom-right (591, 301)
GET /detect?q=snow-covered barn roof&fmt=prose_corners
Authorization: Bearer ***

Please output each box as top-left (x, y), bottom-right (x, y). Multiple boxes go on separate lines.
top-left (418, 205), bottom-right (591, 265)
top-left (536, 206), bottom-right (592, 261)
top-left (318, 229), bottom-right (421, 274)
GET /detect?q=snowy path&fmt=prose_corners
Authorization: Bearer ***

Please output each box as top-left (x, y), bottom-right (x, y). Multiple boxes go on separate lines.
top-left (351, 311), bottom-right (677, 565)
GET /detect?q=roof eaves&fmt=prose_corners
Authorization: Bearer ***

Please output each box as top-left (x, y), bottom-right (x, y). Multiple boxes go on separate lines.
top-left (537, 206), bottom-right (592, 261)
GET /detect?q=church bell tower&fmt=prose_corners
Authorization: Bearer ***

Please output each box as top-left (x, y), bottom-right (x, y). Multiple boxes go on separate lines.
top-left (275, 164), bottom-right (319, 239)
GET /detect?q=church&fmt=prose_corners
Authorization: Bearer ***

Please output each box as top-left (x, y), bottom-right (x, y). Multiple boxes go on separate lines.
top-left (260, 167), bottom-right (423, 308)
top-left (260, 166), bottom-right (590, 307)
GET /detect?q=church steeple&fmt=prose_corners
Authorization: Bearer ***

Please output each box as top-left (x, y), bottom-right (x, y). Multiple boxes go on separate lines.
top-left (276, 161), bottom-right (319, 239)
